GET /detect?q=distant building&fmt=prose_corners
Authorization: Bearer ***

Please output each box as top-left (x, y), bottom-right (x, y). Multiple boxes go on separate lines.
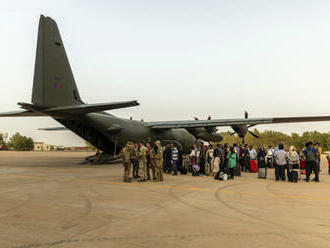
top-left (69, 146), bottom-right (89, 151)
top-left (34, 142), bottom-right (51, 151)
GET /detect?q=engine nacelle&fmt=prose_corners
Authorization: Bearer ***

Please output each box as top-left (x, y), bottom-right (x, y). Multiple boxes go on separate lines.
top-left (231, 125), bottom-right (248, 138)
top-left (196, 131), bottom-right (223, 142)
top-left (187, 127), bottom-right (223, 142)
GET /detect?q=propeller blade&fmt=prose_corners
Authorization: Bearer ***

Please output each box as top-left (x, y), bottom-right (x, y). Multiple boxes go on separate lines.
top-left (248, 130), bottom-right (259, 138)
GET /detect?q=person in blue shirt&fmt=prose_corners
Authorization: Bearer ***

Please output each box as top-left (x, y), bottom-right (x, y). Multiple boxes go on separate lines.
top-left (303, 141), bottom-right (319, 182)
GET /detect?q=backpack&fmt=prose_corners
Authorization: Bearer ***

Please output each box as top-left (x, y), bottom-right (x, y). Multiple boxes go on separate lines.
top-left (305, 149), bottom-right (316, 162)
top-left (180, 166), bottom-right (187, 175)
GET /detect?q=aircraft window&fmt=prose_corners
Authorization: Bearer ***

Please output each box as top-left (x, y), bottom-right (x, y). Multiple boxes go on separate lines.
top-left (55, 42), bottom-right (61, 46)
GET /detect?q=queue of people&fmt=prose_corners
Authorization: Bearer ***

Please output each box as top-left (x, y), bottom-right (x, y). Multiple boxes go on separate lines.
top-left (121, 140), bottom-right (325, 183)
top-left (187, 141), bottom-right (324, 182)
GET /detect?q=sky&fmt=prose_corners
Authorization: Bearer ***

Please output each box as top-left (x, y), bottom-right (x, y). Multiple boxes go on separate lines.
top-left (0, 0), bottom-right (330, 146)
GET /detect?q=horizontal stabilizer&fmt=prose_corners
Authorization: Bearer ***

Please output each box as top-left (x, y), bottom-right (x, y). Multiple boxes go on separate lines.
top-left (44, 100), bottom-right (139, 115)
top-left (0, 110), bottom-right (46, 117)
top-left (38, 127), bottom-right (68, 131)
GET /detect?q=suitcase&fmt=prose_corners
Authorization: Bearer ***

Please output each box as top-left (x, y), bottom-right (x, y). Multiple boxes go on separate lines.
top-left (300, 160), bottom-right (305, 170)
top-left (192, 164), bottom-right (200, 176)
top-left (258, 167), bottom-right (267, 179)
top-left (180, 166), bottom-right (187, 175)
top-left (291, 170), bottom-right (298, 183)
top-left (249, 160), bottom-right (258, 173)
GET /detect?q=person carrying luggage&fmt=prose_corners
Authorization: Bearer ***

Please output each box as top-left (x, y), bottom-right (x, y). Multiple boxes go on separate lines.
top-left (221, 144), bottom-right (230, 174)
top-left (241, 144), bottom-right (250, 172)
top-left (274, 143), bottom-right (287, 181)
top-left (315, 142), bottom-right (322, 172)
top-left (286, 146), bottom-right (300, 182)
top-left (206, 144), bottom-right (214, 176)
top-left (234, 143), bottom-right (241, 176)
top-left (266, 145), bottom-right (275, 168)
top-left (189, 144), bottom-right (198, 172)
top-left (303, 142), bottom-right (319, 182)
top-left (248, 145), bottom-right (258, 173)
top-left (212, 144), bottom-right (221, 176)
top-left (257, 147), bottom-right (266, 168)
top-left (171, 144), bottom-right (179, 176)
top-left (227, 146), bottom-right (237, 179)
top-left (257, 147), bottom-right (267, 179)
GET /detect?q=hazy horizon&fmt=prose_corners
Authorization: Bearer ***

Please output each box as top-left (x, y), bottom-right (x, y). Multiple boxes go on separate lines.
top-left (1, 1), bottom-right (330, 146)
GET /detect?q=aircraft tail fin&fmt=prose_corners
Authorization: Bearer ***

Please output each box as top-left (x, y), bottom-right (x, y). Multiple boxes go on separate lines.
top-left (32, 15), bottom-right (82, 107)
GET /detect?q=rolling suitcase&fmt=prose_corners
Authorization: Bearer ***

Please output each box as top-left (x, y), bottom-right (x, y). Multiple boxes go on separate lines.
top-left (249, 160), bottom-right (258, 173)
top-left (288, 164), bottom-right (299, 183)
top-left (258, 167), bottom-right (267, 179)
top-left (180, 166), bottom-right (187, 175)
top-left (291, 170), bottom-right (298, 183)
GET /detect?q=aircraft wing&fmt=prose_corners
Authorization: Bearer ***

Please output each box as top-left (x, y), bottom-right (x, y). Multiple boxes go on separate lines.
top-left (0, 110), bottom-right (46, 117)
top-left (146, 116), bottom-right (330, 129)
top-left (38, 127), bottom-right (68, 131)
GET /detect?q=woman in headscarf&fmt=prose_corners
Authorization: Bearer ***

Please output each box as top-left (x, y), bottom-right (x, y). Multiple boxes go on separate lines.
top-left (206, 144), bottom-right (214, 176)
top-left (286, 146), bottom-right (300, 182)
top-left (227, 146), bottom-right (237, 179)
top-left (257, 146), bottom-right (266, 168)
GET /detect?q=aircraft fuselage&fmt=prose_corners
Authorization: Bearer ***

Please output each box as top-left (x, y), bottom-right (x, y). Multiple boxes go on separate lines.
top-left (56, 112), bottom-right (199, 154)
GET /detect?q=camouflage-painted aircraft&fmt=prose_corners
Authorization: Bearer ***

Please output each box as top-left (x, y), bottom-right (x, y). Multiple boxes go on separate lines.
top-left (1, 15), bottom-right (330, 155)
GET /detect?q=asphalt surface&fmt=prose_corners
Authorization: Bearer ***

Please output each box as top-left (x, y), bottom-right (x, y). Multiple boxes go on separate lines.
top-left (1, 151), bottom-right (330, 248)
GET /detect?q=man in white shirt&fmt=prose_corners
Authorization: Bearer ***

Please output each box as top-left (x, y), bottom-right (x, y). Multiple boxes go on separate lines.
top-left (249, 145), bottom-right (257, 160)
top-left (274, 143), bottom-right (287, 181)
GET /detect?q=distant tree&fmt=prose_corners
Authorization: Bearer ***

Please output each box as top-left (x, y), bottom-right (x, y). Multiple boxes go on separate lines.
top-left (8, 132), bottom-right (34, 151)
top-left (0, 133), bottom-right (5, 146)
top-left (219, 129), bottom-right (330, 151)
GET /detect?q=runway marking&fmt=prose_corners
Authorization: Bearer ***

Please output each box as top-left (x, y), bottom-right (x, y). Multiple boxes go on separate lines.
top-left (1, 173), bottom-right (330, 202)
top-left (186, 187), bottom-right (202, 191)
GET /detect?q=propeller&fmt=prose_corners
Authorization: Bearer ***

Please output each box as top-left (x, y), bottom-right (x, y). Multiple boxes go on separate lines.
top-left (248, 130), bottom-right (259, 138)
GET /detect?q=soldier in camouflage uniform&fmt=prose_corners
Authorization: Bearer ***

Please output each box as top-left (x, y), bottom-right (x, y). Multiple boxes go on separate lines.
top-left (138, 142), bottom-right (148, 182)
top-left (121, 142), bottom-right (132, 183)
top-left (154, 140), bottom-right (164, 182)
top-left (146, 142), bottom-right (155, 180)
top-left (131, 143), bottom-right (139, 178)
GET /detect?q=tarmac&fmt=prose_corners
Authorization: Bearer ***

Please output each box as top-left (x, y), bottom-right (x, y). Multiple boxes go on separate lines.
top-left (1, 151), bottom-right (330, 248)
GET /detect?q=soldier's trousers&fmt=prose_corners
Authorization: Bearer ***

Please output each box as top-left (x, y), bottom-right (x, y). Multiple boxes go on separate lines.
top-left (124, 162), bottom-right (132, 181)
top-left (139, 160), bottom-right (147, 180)
top-left (147, 161), bottom-right (155, 179)
top-left (133, 160), bottom-right (139, 177)
top-left (154, 164), bottom-right (163, 181)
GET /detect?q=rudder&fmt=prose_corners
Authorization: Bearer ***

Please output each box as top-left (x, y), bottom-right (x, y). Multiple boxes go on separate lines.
top-left (32, 15), bottom-right (82, 106)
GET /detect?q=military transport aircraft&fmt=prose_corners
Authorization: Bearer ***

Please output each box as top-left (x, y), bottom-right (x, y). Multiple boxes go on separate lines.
top-left (1, 15), bottom-right (330, 156)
